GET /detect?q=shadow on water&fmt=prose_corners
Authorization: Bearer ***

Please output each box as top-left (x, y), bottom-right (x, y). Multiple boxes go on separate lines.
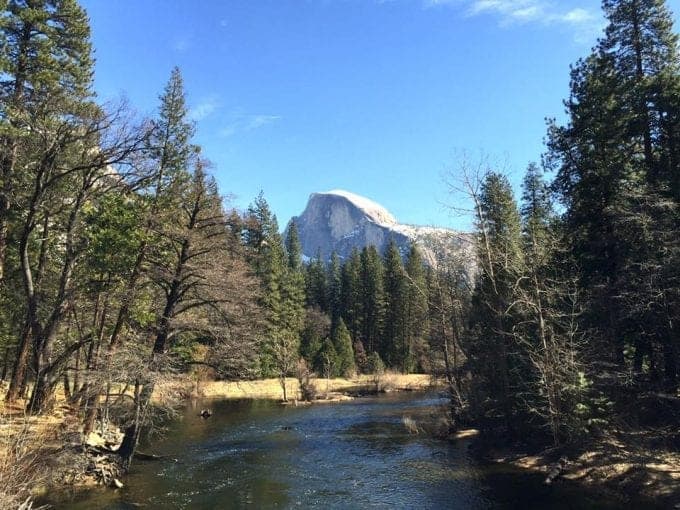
top-left (43, 392), bottom-right (661, 509)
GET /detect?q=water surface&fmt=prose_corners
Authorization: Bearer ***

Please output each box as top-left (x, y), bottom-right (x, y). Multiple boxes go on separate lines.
top-left (46, 392), bottom-right (644, 509)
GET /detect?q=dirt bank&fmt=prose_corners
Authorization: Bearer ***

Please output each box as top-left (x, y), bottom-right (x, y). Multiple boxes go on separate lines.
top-left (467, 430), bottom-right (680, 508)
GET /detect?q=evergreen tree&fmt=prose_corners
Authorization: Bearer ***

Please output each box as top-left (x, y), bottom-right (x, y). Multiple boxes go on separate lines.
top-left (359, 246), bottom-right (384, 354)
top-left (300, 307), bottom-right (330, 366)
top-left (0, 0), bottom-right (95, 281)
top-left (244, 194), bottom-right (286, 377)
top-left (467, 172), bottom-right (526, 430)
top-left (277, 222), bottom-right (306, 399)
top-left (403, 245), bottom-right (429, 373)
top-left (381, 240), bottom-right (406, 367)
top-left (547, 0), bottom-right (680, 389)
top-left (316, 336), bottom-right (338, 380)
top-left (340, 248), bottom-right (362, 341)
top-left (284, 221), bottom-right (302, 272)
top-left (305, 249), bottom-right (327, 311)
top-left (332, 318), bottom-right (355, 377)
top-left (326, 251), bottom-right (342, 325)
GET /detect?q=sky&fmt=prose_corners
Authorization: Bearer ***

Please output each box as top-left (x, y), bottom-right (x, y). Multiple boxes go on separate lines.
top-left (80, 0), bottom-right (680, 230)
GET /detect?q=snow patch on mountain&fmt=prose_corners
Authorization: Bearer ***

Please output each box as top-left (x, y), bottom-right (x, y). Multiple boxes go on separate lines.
top-left (287, 190), bottom-right (473, 267)
top-left (314, 190), bottom-right (397, 226)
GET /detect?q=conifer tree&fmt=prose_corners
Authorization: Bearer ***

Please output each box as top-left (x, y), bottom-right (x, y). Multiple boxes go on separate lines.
top-left (305, 249), bottom-right (327, 311)
top-left (332, 318), bottom-right (355, 377)
top-left (359, 246), bottom-right (384, 354)
top-left (403, 245), bottom-right (429, 373)
top-left (340, 248), bottom-right (362, 341)
top-left (276, 222), bottom-right (306, 400)
top-left (382, 240), bottom-right (406, 366)
top-left (547, 0), bottom-right (680, 389)
top-left (326, 251), bottom-right (342, 326)
top-left (0, 0), bottom-right (95, 281)
top-left (467, 172), bottom-right (525, 429)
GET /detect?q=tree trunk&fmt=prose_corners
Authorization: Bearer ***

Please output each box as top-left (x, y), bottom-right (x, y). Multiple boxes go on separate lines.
top-left (0, 347), bottom-right (10, 381)
top-left (63, 372), bottom-right (71, 401)
top-left (117, 379), bottom-right (154, 471)
top-left (82, 393), bottom-right (100, 436)
top-left (6, 325), bottom-right (31, 402)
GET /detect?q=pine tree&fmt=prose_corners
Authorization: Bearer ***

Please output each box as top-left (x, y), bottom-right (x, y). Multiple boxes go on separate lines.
top-left (547, 0), bottom-right (680, 389)
top-left (277, 222), bottom-right (306, 400)
top-left (521, 162), bottom-right (554, 268)
top-left (305, 249), bottom-right (327, 311)
top-left (403, 245), bottom-right (429, 373)
top-left (2, 0), bottom-right (97, 404)
top-left (316, 337), bottom-right (338, 381)
top-left (467, 172), bottom-right (526, 430)
top-left (332, 318), bottom-right (355, 377)
top-left (0, 0), bottom-right (95, 281)
top-left (285, 221), bottom-right (302, 272)
top-left (326, 251), bottom-right (342, 325)
top-left (300, 308), bottom-right (330, 366)
top-left (244, 194), bottom-right (286, 377)
top-left (382, 240), bottom-right (406, 367)
top-left (340, 248), bottom-right (362, 341)
top-left (359, 246), bottom-right (384, 354)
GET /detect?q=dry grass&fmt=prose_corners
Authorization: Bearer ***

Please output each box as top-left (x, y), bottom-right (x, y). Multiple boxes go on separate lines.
top-left (0, 383), bottom-right (64, 509)
top-left (191, 373), bottom-right (437, 401)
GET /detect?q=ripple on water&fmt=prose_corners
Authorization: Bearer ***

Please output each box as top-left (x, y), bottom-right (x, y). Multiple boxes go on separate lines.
top-left (42, 392), bottom-right (640, 510)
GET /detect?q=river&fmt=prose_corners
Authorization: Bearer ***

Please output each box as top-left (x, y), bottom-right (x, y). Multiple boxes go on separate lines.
top-left (45, 392), bottom-right (642, 509)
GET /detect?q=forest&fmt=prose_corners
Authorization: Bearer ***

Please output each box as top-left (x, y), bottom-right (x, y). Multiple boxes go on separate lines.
top-left (1, 0), bottom-right (679, 508)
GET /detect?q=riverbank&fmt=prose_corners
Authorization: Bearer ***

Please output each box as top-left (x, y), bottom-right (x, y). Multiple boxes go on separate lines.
top-left (178, 373), bottom-right (436, 401)
top-left (467, 429), bottom-right (680, 508)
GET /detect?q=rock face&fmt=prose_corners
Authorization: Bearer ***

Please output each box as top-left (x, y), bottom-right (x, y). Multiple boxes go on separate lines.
top-left (287, 190), bottom-right (472, 265)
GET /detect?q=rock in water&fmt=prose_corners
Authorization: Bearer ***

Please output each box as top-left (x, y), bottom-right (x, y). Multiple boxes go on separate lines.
top-left (286, 190), bottom-right (473, 266)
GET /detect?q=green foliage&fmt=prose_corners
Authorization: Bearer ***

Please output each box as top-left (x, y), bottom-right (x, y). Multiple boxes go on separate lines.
top-left (403, 245), bottom-right (429, 373)
top-left (366, 351), bottom-right (385, 376)
top-left (304, 250), bottom-right (327, 311)
top-left (316, 337), bottom-right (338, 378)
top-left (359, 246), bottom-right (384, 354)
top-left (332, 318), bottom-right (355, 377)
top-left (83, 194), bottom-right (145, 281)
top-left (381, 240), bottom-right (406, 366)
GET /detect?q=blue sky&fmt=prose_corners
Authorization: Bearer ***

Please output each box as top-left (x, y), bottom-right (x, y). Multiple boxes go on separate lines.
top-left (81, 0), bottom-right (680, 230)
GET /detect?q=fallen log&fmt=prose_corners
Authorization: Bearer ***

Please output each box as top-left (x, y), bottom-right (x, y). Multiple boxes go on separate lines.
top-left (545, 456), bottom-right (569, 485)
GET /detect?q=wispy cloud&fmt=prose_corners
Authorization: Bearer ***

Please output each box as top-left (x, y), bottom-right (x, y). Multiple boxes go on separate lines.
top-left (171, 34), bottom-right (192, 53)
top-left (424, 1), bottom-right (603, 42)
top-left (219, 113), bottom-right (282, 138)
top-left (247, 114), bottom-right (282, 130)
top-left (189, 95), bottom-right (221, 122)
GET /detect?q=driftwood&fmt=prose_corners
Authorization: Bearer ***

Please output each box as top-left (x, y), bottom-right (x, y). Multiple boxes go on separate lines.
top-left (544, 456), bottom-right (569, 485)
top-left (133, 451), bottom-right (170, 461)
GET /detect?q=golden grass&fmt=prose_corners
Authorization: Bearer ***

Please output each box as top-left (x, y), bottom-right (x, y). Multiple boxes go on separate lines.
top-left (193, 373), bottom-right (437, 401)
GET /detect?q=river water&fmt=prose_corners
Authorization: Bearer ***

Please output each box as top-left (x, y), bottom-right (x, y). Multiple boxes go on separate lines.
top-left (45, 392), bottom-right (643, 509)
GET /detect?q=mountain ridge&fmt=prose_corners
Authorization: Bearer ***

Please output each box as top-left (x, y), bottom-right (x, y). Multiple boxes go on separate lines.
top-left (287, 190), bottom-right (472, 266)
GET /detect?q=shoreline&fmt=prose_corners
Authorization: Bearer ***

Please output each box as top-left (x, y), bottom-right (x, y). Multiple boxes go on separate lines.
top-left (1, 374), bottom-right (439, 503)
top-left (6, 376), bottom-right (677, 508)
top-left (463, 431), bottom-right (680, 509)
top-left (180, 373), bottom-right (438, 402)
